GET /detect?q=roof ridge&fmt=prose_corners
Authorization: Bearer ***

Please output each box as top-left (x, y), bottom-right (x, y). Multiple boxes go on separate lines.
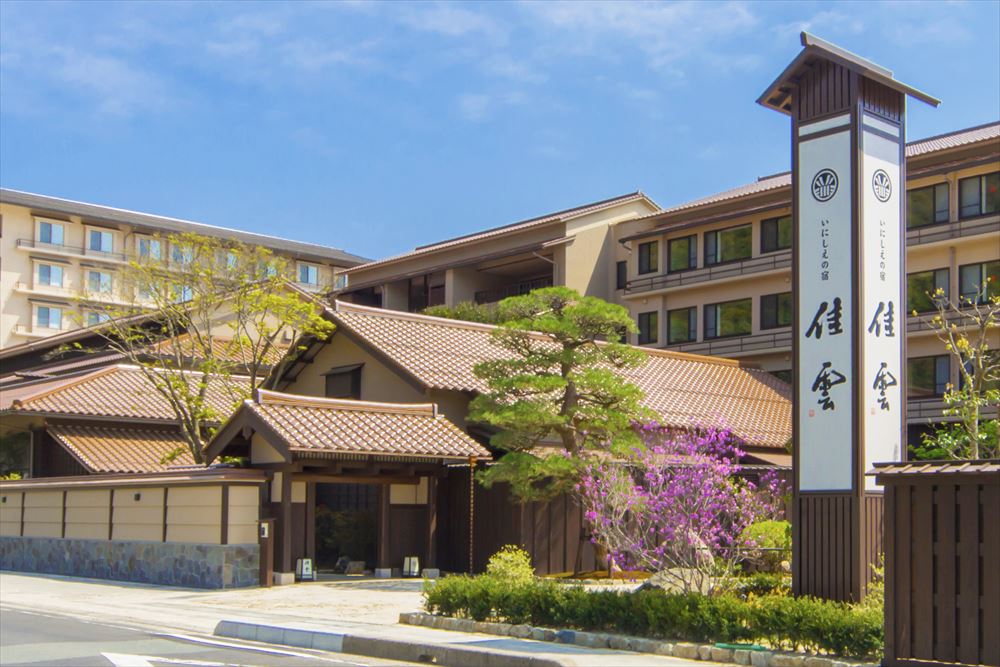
top-left (255, 388), bottom-right (437, 417)
top-left (10, 365), bottom-right (121, 408)
top-left (908, 120), bottom-right (999, 147)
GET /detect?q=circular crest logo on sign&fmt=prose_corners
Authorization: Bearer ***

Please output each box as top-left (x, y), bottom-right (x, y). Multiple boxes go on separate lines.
top-left (811, 169), bottom-right (838, 202)
top-left (872, 169), bottom-right (892, 202)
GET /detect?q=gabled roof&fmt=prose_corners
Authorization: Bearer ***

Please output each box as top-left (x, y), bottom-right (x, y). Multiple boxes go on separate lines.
top-left (2, 365), bottom-right (249, 423)
top-left (48, 424), bottom-right (195, 473)
top-left (207, 390), bottom-right (489, 462)
top-left (308, 302), bottom-right (791, 449)
top-left (344, 192), bottom-right (658, 275)
top-left (0, 188), bottom-right (369, 266)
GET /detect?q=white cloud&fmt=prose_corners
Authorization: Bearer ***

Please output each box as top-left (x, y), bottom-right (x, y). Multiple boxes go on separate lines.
top-left (457, 93), bottom-right (492, 122)
top-left (484, 54), bottom-right (546, 84)
top-left (398, 3), bottom-right (504, 40)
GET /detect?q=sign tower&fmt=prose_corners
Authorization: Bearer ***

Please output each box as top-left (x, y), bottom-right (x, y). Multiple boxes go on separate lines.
top-left (759, 34), bottom-right (938, 601)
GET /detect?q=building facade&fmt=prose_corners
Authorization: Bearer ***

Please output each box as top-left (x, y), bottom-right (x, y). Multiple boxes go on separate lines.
top-left (613, 122), bottom-right (999, 443)
top-left (0, 189), bottom-right (369, 349)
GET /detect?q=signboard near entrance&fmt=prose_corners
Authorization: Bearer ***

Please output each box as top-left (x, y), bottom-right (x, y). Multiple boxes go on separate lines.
top-left (797, 121), bottom-right (854, 492)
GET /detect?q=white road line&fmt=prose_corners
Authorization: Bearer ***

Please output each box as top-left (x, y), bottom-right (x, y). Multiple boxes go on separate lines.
top-left (101, 653), bottom-right (249, 667)
top-left (157, 633), bottom-right (366, 665)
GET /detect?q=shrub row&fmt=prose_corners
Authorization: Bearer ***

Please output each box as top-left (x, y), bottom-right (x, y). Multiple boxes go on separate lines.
top-left (424, 576), bottom-right (882, 660)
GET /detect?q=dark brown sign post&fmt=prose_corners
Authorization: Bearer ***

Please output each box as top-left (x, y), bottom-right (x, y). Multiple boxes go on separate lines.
top-left (758, 33), bottom-right (938, 601)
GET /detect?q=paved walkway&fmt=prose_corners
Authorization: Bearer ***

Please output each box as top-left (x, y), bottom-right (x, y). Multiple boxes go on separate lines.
top-left (0, 572), bottom-right (718, 666)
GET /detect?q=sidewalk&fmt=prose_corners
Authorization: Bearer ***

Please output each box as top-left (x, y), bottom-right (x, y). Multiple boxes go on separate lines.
top-left (0, 572), bottom-right (712, 667)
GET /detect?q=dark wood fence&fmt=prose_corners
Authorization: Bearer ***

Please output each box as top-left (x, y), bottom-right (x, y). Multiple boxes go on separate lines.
top-left (874, 460), bottom-right (1000, 667)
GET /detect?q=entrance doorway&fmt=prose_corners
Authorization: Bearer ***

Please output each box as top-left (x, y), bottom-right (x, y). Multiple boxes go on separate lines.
top-left (314, 483), bottom-right (378, 571)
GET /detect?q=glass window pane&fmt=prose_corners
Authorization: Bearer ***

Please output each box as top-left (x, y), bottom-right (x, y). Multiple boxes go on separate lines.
top-left (907, 358), bottom-right (935, 398)
top-left (668, 308), bottom-right (694, 344)
top-left (985, 172), bottom-right (1000, 214)
top-left (705, 232), bottom-right (718, 265)
top-left (718, 299), bottom-right (752, 337)
top-left (907, 188), bottom-right (934, 228)
top-left (616, 261), bottom-right (627, 290)
top-left (38, 265), bottom-right (51, 285)
top-left (639, 242), bottom-right (659, 274)
top-left (668, 237), bottom-right (694, 272)
top-left (638, 311), bottom-right (658, 344)
top-left (934, 183), bottom-right (950, 222)
top-left (777, 216), bottom-right (792, 249)
top-left (959, 177), bottom-right (981, 218)
top-left (718, 226), bottom-right (752, 262)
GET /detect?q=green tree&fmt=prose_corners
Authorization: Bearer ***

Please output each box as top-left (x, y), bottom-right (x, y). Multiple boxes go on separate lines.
top-left (911, 280), bottom-right (999, 460)
top-left (423, 301), bottom-right (505, 324)
top-left (469, 287), bottom-right (652, 500)
top-left (72, 232), bottom-right (334, 464)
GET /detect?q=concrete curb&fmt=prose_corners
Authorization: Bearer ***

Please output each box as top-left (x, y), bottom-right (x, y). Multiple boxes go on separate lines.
top-left (214, 619), bottom-right (564, 667)
top-left (399, 612), bottom-right (880, 667)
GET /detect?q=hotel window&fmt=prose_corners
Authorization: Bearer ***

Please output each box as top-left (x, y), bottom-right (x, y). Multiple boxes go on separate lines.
top-left (616, 261), bottom-right (627, 290)
top-left (907, 356), bottom-right (950, 398)
top-left (704, 298), bottom-right (752, 339)
top-left (87, 270), bottom-right (113, 294)
top-left (37, 220), bottom-right (64, 246)
top-left (770, 369), bottom-right (793, 384)
top-left (85, 311), bottom-right (110, 327)
top-left (638, 241), bottom-right (659, 275)
top-left (907, 269), bottom-right (949, 313)
top-left (705, 224), bottom-right (752, 265)
top-left (88, 229), bottom-right (114, 253)
top-left (907, 183), bottom-right (949, 228)
top-left (760, 216), bottom-right (792, 254)
top-left (959, 261), bottom-right (1000, 304)
top-left (324, 364), bottom-right (363, 400)
top-left (172, 245), bottom-right (193, 267)
top-left (637, 311), bottom-right (658, 345)
top-left (36, 263), bottom-right (64, 287)
top-left (35, 306), bottom-right (63, 330)
top-left (760, 292), bottom-right (792, 329)
top-left (958, 172), bottom-right (999, 219)
top-left (667, 307), bottom-right (696, 344)
top-left (298, 263), bottom-right (319, 286)
top-left (668, 236), bottom-right (697, 272)
top-left (138, 237), bottom-right (162, 260)
top-left (173, 285), bottom-right (194, 303)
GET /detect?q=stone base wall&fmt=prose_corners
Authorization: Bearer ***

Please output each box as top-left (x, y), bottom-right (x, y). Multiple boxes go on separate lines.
top-left (0, 536), bottom-right (259, 589)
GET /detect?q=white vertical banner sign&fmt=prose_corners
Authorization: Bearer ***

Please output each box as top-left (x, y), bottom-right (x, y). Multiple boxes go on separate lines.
top-left (797, 117), bottom-right (854, 491)
top-left (861, 116), bottom-right (904, 489)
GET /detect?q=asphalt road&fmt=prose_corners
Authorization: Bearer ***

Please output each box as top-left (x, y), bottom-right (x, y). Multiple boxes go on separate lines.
top-left (0, 608), bottom-right (422, 667)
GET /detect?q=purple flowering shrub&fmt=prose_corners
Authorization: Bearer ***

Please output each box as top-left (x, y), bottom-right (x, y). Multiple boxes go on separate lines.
top-left (576, 423), bottom-right (789, 595)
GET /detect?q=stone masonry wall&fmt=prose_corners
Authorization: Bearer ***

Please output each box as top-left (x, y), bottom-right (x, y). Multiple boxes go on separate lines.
top-left (0, 536), bottom-right (258, 588)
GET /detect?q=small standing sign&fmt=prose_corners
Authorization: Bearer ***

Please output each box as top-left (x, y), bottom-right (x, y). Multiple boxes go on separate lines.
top-left (758, 33), bottom-right (938, 601)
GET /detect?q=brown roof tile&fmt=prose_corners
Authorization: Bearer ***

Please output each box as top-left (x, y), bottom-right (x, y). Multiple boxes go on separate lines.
top-left (245, 390), bottom-right (489, 460)
top-left (326, 302), bottom-right (792, 449)
top-left (5, 365), bottom-right (249, 423)
top-left (48, 424), bottom-right (195, 473)
top-left (344, 192), bottom-right (656, 275)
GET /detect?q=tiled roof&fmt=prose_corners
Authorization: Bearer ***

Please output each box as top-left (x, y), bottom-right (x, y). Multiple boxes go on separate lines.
top-left (326, 302), bottom-right (792, 449)
top-left (242, 390), bottom-right (490, 460)
top-left (4, 365), bottom-right (249, 423)
top-left (150, 335), bottom-right (289, 367)
top-left (344, 192), bottom-right (657, 274)
top-left (869, 460), bottom-right (1000, 477)
top-left (48, 424), bottom-right (195, 473)
top-left (653, 122), bottom-right (999, 216)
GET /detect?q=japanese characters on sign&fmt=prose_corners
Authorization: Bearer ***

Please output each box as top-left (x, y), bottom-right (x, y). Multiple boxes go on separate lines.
top-left (861, 120), bottom-right (904, 488)
top-left (797, 119), bottom-right (854, 492)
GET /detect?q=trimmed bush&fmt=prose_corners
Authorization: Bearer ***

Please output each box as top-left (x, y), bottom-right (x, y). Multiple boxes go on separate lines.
top-left (424, 576), bottom-right (882, 660)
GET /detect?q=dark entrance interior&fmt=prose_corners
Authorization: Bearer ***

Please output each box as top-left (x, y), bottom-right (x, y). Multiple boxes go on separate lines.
top-left (314, 483), bottom-right (378, 570)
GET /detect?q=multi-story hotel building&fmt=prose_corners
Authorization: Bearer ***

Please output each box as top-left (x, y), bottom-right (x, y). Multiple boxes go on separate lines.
top-left (614, 122), bottom-right (999, 443)
top-left (0, 189), bottom-right (369, 349)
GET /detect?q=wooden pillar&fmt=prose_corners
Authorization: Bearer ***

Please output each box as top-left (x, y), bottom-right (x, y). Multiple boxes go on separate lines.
top-left (426, 476), bottom-right (438, 569)
top-left (378, 483), bottom-right (391, 569)
top-left (108, 488), bottom-right (115, 540)
top-left (279, 472), bottom-right (292, 572)
top-left (220, 485), bottom-right (229, 546)
top-left (60, 490), bottom-right (67, 539)
top-left (162, 487), bottom-right (169, 542)
top-left (305, 482), bottom-right (316, 563)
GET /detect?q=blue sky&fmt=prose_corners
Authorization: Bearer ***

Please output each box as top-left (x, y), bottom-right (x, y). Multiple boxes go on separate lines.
top-left (1, 1), bottom-right (998, 260)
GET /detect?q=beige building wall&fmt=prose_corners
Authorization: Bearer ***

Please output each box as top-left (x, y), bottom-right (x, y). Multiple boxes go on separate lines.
top-left (228, 485), bottom-right (260, 545)
top-left (0, 199), bottom-right (357, 350)
top-left (113, 487), bottom-right (165, 542)
top-left (0, 489), bottom-right (23, 536)
top-left (65, 489), bottom-right (111, 539)
top-left (21, 490), bottom-right (63, 537)
top-left (166, 486), bottom-right (222, 544)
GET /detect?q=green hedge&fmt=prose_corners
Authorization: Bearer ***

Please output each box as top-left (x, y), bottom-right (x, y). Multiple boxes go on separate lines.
top-left (424, 576), bottom-right (882, 660)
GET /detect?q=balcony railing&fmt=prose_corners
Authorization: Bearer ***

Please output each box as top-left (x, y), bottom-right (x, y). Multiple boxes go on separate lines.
top-left (907, 306), bottom-right (983, 334)
top-left (661, 328), bottom-right (792, 357)
top-left (907, 397), bottom-right (998, 423)
top-left (625, 250), bottom-right (791, 296)
top-left (16, 238), bottom-right (127, 262)
top-left (475, 276), bottom-right (554, 304)
top-left (906, 215), bottom-right (999, 247)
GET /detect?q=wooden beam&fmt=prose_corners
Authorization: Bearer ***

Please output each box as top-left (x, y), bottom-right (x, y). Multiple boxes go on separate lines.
top-left (292, 473), bottom-right (417, 485)
top-left (305, 482), bottom-right (316, 563)
top-left (279, 472), bottom-right (292, 573)
top-left (427, 477), bottom-right (438, 569)
top-left (378, 484), bottom-right (391, 569)
top-left (220, 485), bottom-right (229, 546)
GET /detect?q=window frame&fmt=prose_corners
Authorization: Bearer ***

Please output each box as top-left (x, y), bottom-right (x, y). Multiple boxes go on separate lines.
top-left (958, 171), bottom-right (999, 219)
top-left (958, 260), bottom-right (1000, 304)
top-left (637, 311), bottom-right (658, 345)
top-left (36, 219), bottom-right (65, 246)
top-left (137, 236), bottom-right (162, 261)
top-left (637, 241), bottom-right (659, 275)
top-left (906, 355), bottom-right (950, 398)
top-left (87, 228), bottom-right (114, 253)
top-left (704, 224), bottom-right (753, 266)
top-left (906, 182), bottom-right (949, 229)
top-left (87, 269), bottom-right (114, 295)
top-left (704, 297), bottom-right (753, 340)
top-left (298, 262), bottom-right (320, 286)
top-left (666, 306), bottom-right (697, 344)
top-left (35, 305), bottom-right (63, 330)
top-left (323, 364), bottom-right (363, 399)
top-left (760, 292), bottom-right (792, 330)
top-left (36, 262), bottom-right (65, 288)
top-left (616, 261), bottom-right (627, 290)
top-left (906, 268), bottom-right (949, 313)
top-left (667, 235), bottom-right (697, 273)
top-left (760, 215), bottom-right (792, 254)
